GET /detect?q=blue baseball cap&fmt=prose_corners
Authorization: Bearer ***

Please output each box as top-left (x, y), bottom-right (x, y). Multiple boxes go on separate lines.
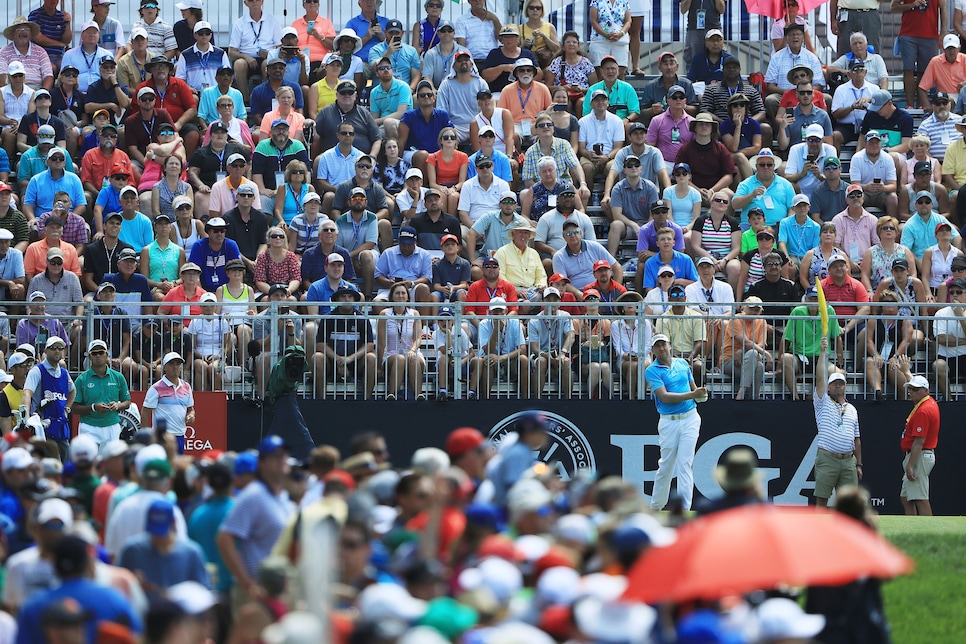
top-left (233, 452), bottom-right (258, 475)
top-left (145, 499), bottom-right (175, 536)
top-left (257, 435), bottom-right (290, 457)
top-left (805, 285), bottom-right (819, 299)
top-left (271, 118), bottom-right (290, 129)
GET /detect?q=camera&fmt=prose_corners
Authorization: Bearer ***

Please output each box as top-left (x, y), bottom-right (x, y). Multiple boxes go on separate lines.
top-left (593, 143), bottom-right (603, 154)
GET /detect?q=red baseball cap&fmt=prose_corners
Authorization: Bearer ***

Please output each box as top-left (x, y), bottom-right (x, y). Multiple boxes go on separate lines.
top-left (441, 233), bottom-right (461, 246)
top-left (110, 163), bottom-right (130, 176)
top-left (0, 182), bottom-right (11, 193)
top-left (936, 221), bottom-right (952, 234)
top-left (477, 534), bottom-right (524, 561)
top-left (549, 273), bottom-right (570, 284)
top-left (446, 426), bottom-right (485, 458)
top-left (592, 260), bottom-right (611, 272)
top-left (322, 469), bottom-right (356, 490)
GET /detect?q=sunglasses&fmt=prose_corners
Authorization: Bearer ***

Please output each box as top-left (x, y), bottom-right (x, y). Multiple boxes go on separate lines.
top-left (712, 197), bottom-right (729, 204)
top-left (355, 163), bottom-right (372, 169)
top-left (757, 235), bottom-right (774, 240)
top-left (197, 30), bottom-right (212, 35)
top-left (951, 290), bottom-right (966, 295)
top-left (757, 163), bottom-right (774, 168)
top-left (376, 65), bottom-right (392, 71)
top-left (159, 129), bottom-right (175, 135)
top-left (441, 134), bottom-right (457, 140)
top-left (916, 199), bottom-right (932, 205)
top-left (427, 2), bottom-right (443, 6)
top-left (270, 233), bottom-right (285, 239)
top-left (49, 259), bottom-right (64, 265)
top-left (121, 194), bottom-right (139, 200)
top-left (230, 162), bottom-right (247, 168)
top-left (176, 204), bottom-right (192, 210)
top-left (237, 192), bottom-right (255, 197)
top-left (417, 93), bottom-right (434, 98)
top-left (339, 131), bottom-right (354, 136)
top-left (500, 199), bottom-right (516, 204)
top-left (322, 228), bottom-right (337, 233)
top-left (797, 90), bottom-right (813, 95)
top-left (209, 228), bottom-right (227, 233)
top-left (672, 170), bottom-right (688, 175)
top-left (847, 192), bottom-right (863, 198)
top-left (670, 94), bottom-right (686, 100)
top-left (765, 261), bottom-right (782, 266)
top-left (536, 122), bottom-right (554, 129)
top-left (563, 230), bottom-right (581, 236)
top-left (350, 195), bottom-right (367, 201)
top-left (139, 96), bottom-right (156, 102)
top-left (49, 156), bottom-right (66, 162)
top-left (62, 70), bottom-right (79, 77)
top-left (478, 163), bottom-right (493, 169)
top-left (88, 350), bottom-right (107, 356)
top-left (217, 102), bottom-right (232, 107)
top-left (338, 89), bottom-right (356, 96)
top-left (291, 169), bottom-right (305, 174)
top-left (529, 4), bottom-right (543, 9)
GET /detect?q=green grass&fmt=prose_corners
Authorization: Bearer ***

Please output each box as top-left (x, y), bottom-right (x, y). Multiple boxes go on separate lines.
top-left (879, 516), bottom-right (966, 641)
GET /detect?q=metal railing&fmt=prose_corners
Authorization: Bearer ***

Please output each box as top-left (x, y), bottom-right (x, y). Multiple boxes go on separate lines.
top-left (4, 298), bottom-right (956, 402)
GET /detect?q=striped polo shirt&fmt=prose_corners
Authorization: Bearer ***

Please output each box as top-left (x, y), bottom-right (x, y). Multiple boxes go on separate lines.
top-left (175, 44), bottom-right (230, 92)
top-left (142, 375), bottom-right (194, 437)
top-left (813, 390), bottom-right (859, 454)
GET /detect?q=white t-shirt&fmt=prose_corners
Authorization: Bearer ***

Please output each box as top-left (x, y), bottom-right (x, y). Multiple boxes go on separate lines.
top-left (577, 111), bottom-right (625, 156)
top-left (934, 305), bottom-right (966, 357)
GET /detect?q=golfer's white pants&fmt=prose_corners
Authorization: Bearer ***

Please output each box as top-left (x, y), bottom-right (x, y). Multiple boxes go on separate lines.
top-left (650, 409), bottom-right (701, 511)
top-left (78, 422), bottom-right (121, 448)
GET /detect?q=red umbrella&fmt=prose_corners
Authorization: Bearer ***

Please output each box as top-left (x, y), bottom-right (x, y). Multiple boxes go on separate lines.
top-left (623, 504), bottom-right (914, 604)
top-left (745, 0), bottom-right (827, 21)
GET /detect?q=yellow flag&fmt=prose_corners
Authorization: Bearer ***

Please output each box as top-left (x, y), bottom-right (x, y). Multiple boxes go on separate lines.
top-left (815, 279), bottom-right (829, 337)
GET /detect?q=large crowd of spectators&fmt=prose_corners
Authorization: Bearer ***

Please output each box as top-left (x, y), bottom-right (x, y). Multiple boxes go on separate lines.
top-left (0, 416), bottom-right (894, 644)
top-left (0, 0), bottom-right (938, 641)
top-left (0, 0), bottom-right (964, 403)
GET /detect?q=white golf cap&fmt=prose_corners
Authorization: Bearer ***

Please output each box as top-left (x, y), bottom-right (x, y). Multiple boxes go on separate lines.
top-left (828, 372), bottom-right (847, 385)
top-left (326, 252), bottom-right (344, 263)
top-left (162, 351), bottom-right (184, 366)
top-left (45, 336), bottom-right (67, 349)
top-left (193, 21), bottom-right (212, 33)
top-left (905, 375), bottom-right (930, 389)
top-left (792, 193), bottom-right (810, 206)
top-left (405, 168), bottom-right (423, 180)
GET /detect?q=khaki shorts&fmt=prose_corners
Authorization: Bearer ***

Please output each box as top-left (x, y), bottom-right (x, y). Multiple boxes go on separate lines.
top-left (900, 450), bottom-right (936, 501)
top-left (814, 447), bottom-right (858, 499)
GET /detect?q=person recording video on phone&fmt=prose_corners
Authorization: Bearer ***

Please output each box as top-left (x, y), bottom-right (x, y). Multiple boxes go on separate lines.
top-left (780, 122), bottom-right (837, 198)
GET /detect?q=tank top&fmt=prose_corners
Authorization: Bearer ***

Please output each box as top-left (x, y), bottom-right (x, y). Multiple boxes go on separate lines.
top-left (157, 179), bottom-right (191, 221)
top-left (147, 240), bottom-right (180, 282)
top-left (221, 283), bottom-right (253, 326)
top-left (883, 276), bottom-right (917, 318)
top-left (418, 17), bottom-right (442, 52)
top-left (474, 109), bottom-right (509, 154)
top-left (382, 308), bottom-right (422, 360)
top-left (807, 245), bottom-right (836, 285)
top-left (174, 220), bottom-right (201, 255)
top-left (282, 183), bottom-right (308, 226)
top-left (926, 243), bottom-right (961, 289)
top-left (869, 244), bottom-right (906, 291)
top-left (697, 214), bottom-right (736, 259)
